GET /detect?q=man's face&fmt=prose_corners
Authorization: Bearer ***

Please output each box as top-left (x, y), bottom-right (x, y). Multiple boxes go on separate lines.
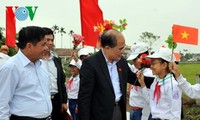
top-left (107, 35), bottom-right (126, 62)
top-left (29, 38), bottom-right (48, 62)
top-left (45, 34), bottom-right (54, 51)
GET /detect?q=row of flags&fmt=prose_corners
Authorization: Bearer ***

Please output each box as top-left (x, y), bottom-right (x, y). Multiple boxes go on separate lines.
top-left (5, 0), bottom-right (199, 48)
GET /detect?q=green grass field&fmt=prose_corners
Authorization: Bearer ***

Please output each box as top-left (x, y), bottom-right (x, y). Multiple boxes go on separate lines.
top-left (178, 62), bottom-right (200, 84)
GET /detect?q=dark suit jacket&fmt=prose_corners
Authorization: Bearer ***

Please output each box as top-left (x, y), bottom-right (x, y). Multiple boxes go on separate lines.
top-left (53, 57), bottom-right (67, 106)
top-left (78, 50), bottom-right (153, 120)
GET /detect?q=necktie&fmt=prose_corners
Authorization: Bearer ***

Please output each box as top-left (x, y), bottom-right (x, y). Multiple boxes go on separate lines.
top-left (67, 78), bottom-right (73, 90)
top-left (154, 82), bottom-right (161, 104)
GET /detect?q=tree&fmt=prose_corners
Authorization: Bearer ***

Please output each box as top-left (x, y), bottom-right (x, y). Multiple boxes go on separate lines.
top-left (59, 27), bottom-right (66, 48)
top-left (68, 30), bottom-right (74, 48)
top-left (0, 27), bottom-right (5, 45)
top-left (51, 25), bottom-right (59, 34)
top-left (140, 32), bottom-right (160, 52)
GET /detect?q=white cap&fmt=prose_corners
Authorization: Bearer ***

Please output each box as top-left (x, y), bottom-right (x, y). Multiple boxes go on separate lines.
top-left (146, 47), bottom-right (176, 62)
top-left (127, 43), bottom-right (148, 60)
top-left (69, 59), bottom-right (79, 68)
top-left (78, 48), bottom-right (89, 58)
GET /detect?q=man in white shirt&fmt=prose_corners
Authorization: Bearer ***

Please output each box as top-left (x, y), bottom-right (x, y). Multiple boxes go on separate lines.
top-left (0, 26), bottom-right (52, 120)
top-left (42, 27), bottom-right (68, 120)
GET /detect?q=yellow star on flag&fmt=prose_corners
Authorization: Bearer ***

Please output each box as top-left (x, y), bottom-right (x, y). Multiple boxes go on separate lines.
top-left (181, 31), bottom-right (189, 39)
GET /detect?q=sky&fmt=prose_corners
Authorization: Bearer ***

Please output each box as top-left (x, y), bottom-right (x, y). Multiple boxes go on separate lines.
top-left (1, 0), bottom-right (200, 53)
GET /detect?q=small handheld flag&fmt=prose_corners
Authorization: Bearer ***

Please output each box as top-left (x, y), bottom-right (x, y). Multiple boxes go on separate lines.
top-left (172, 24), bottom-right (198, 45)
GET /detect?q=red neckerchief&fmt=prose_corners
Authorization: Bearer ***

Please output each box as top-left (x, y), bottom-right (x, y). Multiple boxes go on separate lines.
top-left (67, 78), bottom-right (74, 90)
top-left (154, 82), bottom-right (161, 104)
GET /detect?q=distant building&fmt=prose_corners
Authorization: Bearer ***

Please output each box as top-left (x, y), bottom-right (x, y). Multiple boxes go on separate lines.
top-left (54, 48), bottom-right (77, 61)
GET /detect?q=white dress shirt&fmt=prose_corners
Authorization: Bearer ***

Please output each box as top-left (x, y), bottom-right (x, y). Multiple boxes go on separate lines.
top-left (102, 50), bottom-right (122, 102)
top-left (142, 73), bottom-right (182, 120)
top-left (66, 75), bottom-right (80, 99)
top-left (42, 52), bottom-right (58, 95)
top-left (0, 50), bottom-right (52, 120)
top-left (177, 75), bottom-right (200, 99)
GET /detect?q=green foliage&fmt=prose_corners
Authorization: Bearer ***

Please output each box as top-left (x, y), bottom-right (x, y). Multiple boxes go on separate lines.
top-left (119, 19), bottom-right (127, 32)
top-left (165, 34), bottom-right (177, 50)
top-left (62, 59), bottom-right (72, 80)
top-left (8, 47), bottom-right (17, 56)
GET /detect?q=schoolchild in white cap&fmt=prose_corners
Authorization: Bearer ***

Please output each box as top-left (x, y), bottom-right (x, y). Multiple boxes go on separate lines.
top-left (66, 59), bottom-right (80, 120)
top-left (170, 59), bottom-right (200, 99)
top-left (127, 43), bottom-right (154, 120)
top-left (137, 47), bottom-right (182, 120)
top-left (71, 48), bottom-right (91, 70)
top-left (77, 48), bottom-right (90, 61)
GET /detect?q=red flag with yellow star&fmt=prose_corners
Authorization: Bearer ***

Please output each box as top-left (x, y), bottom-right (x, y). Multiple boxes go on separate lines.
top-left (172, 24), bottom-right (198, 45)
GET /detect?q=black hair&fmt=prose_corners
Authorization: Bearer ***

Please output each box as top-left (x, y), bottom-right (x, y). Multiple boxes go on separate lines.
top-left (159, 58), bottom-right (170, 72)
top-left (43, 27), bottom-right (54, 39)
top-left (18, 26), bottom-right (46, 49)
top-left (100, 30), bottom-right (121, 48)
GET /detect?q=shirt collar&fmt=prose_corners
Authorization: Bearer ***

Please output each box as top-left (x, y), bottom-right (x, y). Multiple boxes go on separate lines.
top-left (72, 75), bottom-right (80, 80)
top-left (101, 49), bottom-right (118, 65)
top-left (18, 49), bottom-right (41, 67)
top-left (157, 73), bottom-right (171, 85)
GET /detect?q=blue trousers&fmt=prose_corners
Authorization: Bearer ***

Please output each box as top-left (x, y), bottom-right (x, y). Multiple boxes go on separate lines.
top-left (130, 109), bottom-right (153, 120)
top-left (130, 109), bottom-right (142, 120)
top-left (69, 99), bottom-right (78, 120)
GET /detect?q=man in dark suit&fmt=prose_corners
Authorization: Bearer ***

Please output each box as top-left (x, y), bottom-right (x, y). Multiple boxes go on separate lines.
top-left (43, 27), bottom-right (68, 120)
top-left (78, 29), bottom-right (153, 120)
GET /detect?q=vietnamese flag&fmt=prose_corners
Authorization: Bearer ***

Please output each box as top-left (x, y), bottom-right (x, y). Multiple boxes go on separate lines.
top-left (80, 0), bottom-right (104, 47)
top-left (6, 7), bottom-right (16, 47)
top-left (172, 24), bottom-right (198, 45)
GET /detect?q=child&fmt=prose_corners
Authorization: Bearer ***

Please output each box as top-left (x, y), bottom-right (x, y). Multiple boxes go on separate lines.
top-left (66, 59), bottom-right (80, 120)
top-left (137, 47), bottom-right (182, 120)
top-left (127, 43), bottom-right (154, 120)
top-left (170, 61), bottom-right (200, 99)
top-left (71, 47), bottom-right (90, 69)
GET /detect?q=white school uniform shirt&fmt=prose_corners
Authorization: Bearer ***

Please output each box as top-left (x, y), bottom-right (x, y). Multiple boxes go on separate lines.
top-left (129, 67), bottom-right (154, 120)
top-left (142, 73), bottom-right (182, 120)
top-left (67, 75), bottom-right (80, 99)
top-left (0, 52), bottom-right (10, 66)
top-left (0, 50), bottom-right (52, 120)
top-left (177, 75), bottom-right (200, 99)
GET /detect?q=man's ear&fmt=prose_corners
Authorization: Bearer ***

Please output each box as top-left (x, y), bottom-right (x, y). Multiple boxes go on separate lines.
top-left (26, 43), bottom-right (32, 49)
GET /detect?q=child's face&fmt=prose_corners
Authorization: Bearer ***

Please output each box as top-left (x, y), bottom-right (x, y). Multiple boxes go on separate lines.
top-left (150, 58), bottom-right (167, 77)
top-left (132, 57), bottom-right (142, 69)
top-left (69, 66), bottom-right (79, 76)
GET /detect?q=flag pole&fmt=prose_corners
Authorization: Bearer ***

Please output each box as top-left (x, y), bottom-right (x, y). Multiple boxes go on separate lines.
top-left (170, 42), bottom-right (174, 91)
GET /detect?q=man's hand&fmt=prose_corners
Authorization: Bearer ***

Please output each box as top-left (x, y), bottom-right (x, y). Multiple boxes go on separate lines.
top-left (61, 103), bottom-right (68, 112)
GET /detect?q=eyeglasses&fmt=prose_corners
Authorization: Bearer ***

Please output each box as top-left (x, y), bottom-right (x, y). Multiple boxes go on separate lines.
top-left (119, 45), bottom-right (127, 52)
top-left (150, 61), bottom-right (161, 66)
